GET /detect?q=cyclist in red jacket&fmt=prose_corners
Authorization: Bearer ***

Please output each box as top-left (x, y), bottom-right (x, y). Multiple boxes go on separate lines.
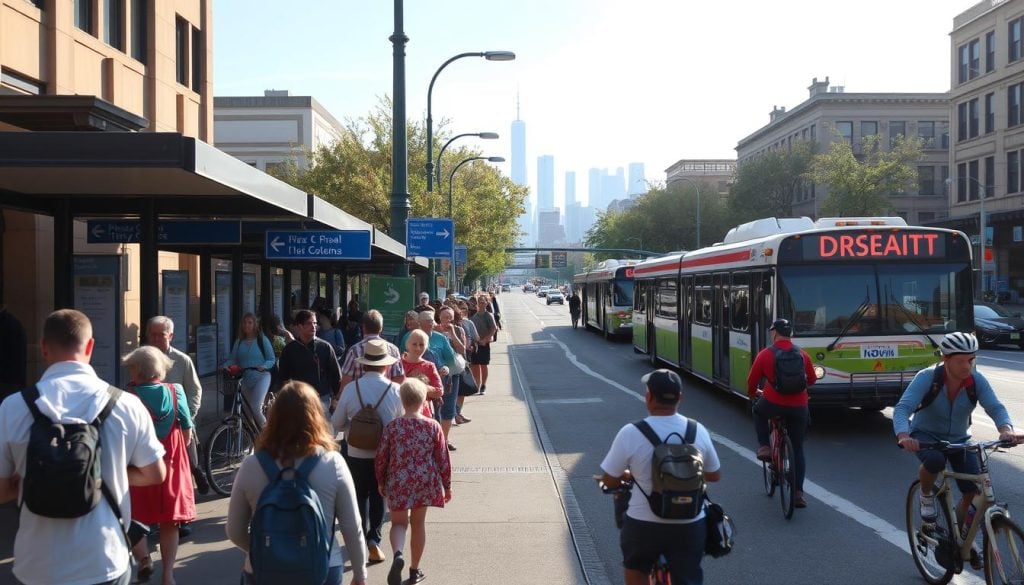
top-left (746, 319), bottom-right (817, 508)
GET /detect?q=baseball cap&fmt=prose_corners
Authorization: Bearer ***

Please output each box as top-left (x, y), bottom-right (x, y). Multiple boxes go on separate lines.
top-left (642, 369), bottom-right (683, 401)
top-left (418, 292), bottom-right (429, 301)
top-left (769, 318), bottom-right (793, 337)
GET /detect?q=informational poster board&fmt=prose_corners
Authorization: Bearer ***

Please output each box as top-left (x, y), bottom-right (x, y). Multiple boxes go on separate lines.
top-left (161, 270), bottom-right (189, 353)
top-left (243, 272), bottom-right (257, 315)
top-left (195, 323), bottom-right (218, 377)
top-left (73, 256), bottom-right (121, 386)
top-left (272, 274), bottom-right (284, 320)
top-left (215, 271), bottom-right (232, 363)
top-left (368, 276), bottom-right (414, 339)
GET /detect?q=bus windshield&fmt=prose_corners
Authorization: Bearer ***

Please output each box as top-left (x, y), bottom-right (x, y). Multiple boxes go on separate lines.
top-left (777, 263), bottom-right (973, 336)
top-left (613, 279), bottom-right (634, 307)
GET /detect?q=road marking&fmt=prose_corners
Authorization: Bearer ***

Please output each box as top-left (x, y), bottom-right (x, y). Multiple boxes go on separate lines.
top-left (978, 354), bottom-right (1024, 365)
top-left (545, 332), bottom-right (986, 584)
top-left (536, 398), bottom-right (604, 404)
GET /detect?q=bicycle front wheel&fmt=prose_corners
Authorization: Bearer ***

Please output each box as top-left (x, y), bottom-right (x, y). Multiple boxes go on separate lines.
top-left (984, 513), bottom-right (1024, 585)
top-left (906, 480), bottom-right (956, 585)
top-left (778, 433), bottom-right (796, 520)
top-left (204, 421), bottom-right (256, 497)
top-left (762, 460), bottom-right (776, 497)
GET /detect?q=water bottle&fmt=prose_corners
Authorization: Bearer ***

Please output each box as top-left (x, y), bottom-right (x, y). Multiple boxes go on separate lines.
top-left (962, 503), bottom-right (977, 540)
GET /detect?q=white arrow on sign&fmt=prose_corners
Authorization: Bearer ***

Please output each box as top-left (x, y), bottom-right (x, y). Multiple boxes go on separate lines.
top-left (91, 224), bottom-right (106, 239)
top-left (436, 229), bottom-right (450, 239)
top-left (270, 236), bottom-right (284, 252)
top-left (384, 285), bottom-right (400, 305)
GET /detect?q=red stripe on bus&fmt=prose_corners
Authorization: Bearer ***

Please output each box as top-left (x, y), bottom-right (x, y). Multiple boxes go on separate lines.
top-left (680, 249), bottom-right (753, 268)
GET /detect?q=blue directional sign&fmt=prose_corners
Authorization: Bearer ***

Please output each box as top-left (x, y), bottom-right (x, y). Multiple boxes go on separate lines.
top-left (406, 218), bottom-right (454, 259)
top-left (87, 220), bottom-right (241, 244)
top-left (264, 230), bottom-right (372, 261)
top-left (455, 245), bottom-right (468, 265)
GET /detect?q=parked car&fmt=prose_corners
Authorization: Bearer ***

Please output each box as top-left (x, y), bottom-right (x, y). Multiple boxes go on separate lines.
top-left (546, 290), bottom-right (565, 305)
top-left (524, 283), bottom-right (536, 293)
top-left (974, 302), bottom-right (1024, 349)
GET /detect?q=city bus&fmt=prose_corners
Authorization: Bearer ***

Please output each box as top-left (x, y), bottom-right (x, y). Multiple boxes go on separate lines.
top-left (631, 217), bottom-right (974, 408)
top-left (573, 259), bottom-right (639, 338)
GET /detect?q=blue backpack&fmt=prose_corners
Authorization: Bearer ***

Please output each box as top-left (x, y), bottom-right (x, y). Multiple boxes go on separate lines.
top-left (250, 451), bottom-right (333, 585)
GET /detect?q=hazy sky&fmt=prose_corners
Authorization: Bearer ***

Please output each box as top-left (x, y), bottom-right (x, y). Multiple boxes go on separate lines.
top-left (214, 0), bottom-right (972, 210)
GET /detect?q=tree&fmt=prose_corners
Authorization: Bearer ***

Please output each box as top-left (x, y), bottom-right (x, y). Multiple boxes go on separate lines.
top-left (808, 134), bottom-right (923, 216)
top-left (728, 141), bottom-right (815, 223)
top-left (274, 98), bottom-right (526, 281)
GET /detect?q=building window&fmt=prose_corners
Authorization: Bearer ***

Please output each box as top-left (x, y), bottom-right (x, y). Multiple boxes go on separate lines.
top-left (75, 0), bottom-right (93, 34)
top-left (970, 39), bottom-right (980, 79)
top-left (958, 102), bottom-right (968, 141)
top-left (968, 99), bottom-right (979, 139)
top-left (835, 121), bottom-right (853, 144)
top-left (942, 165), bottom-right (950, 196)
top-left (175, 17), bottom-right (187, 86)
top-left (889, 121), bottom-right (906, 148)
top-left (957, 162), bottom-right (967, 203)
top-left (131, 0), bottom-right (147, 64)
top-left (985, 93), bottom-right (995, 134)
top-left (103, 0), bottom-right (124, 50)
top-left (860, 120), bottom-right (878, 139)
top-left (987, 30), bottom-right (996, 72)
top-left (918, 166), bottom-right (935, 196)
top-left (959, 44), bottom-right (969, 83)
top-left (985, 156), bottom-right (995, 199)
top-left (1011, 18), bottom-right (1023, 63)
top-left (191, 26), bottom-right (202, 91)
top-left (918, 121), bottom-right (935, 148)
top-left (1009, 83), bottom-right (1022, 127)
top-left (810, 124), bottom-right (816, 142)
top-left (1009, 151), bottom-right (1020, 195)
top-left (941, 122), bottom-right (950, 149)
top-left (969, 160), bottom-right (980, 201)
top-left (1, 68), bottom-right (44, 94)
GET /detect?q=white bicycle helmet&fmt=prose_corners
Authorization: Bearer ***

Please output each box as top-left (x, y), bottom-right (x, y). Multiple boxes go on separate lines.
top-left (938, 331), bottom-right (979, 355)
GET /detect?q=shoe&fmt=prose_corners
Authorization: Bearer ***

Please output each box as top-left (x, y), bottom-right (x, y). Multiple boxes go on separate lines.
top-left (919, 494), bottom-right (937, 523)
top-left (755, 446), bottom-right (771, 462)
top-left (447, 442), bottom-right (457, 452)
top-left (455, 414), bottom-right (471, 424)
top-left (408, 568), bottom-right (426, 584)
top-left (479, 385), bottom-right (486, 395)
top-left (969, 546), bottom-right (984, 570)
top-left (177, 522), bottom-right (192, 539)
top-left (368, 543), bottom-right (386, 564)
top-left (194, 471), bottom-right (210, 495)
top-left (137, 556), bottom-right (154, 582)
top-left (794, 491), bottom-right (807, 508)
top-left (387, 552), bottom-right (405, 585)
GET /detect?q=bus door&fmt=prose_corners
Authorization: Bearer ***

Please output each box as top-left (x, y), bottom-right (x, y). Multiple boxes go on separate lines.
top-left (633, 282), bottom-right (649, 352)
top-left (713, 273), bottom-right (730, 384)
top-left (680, 275), bottom-right (692, 369)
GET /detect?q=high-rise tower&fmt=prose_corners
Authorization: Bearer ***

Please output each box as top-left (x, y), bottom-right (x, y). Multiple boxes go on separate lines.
top-left (537, 155), bottom-right (555, 211)
top-left (511, 96), bottom-right (530, 245)
top-left (627, 162), bottom-right (647, 196)
top-left (565, 171), bottom-right (577, 206)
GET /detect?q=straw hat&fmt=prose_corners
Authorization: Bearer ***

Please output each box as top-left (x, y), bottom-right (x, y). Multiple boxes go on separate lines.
top-left (355, 338), bottom-right (399, 366)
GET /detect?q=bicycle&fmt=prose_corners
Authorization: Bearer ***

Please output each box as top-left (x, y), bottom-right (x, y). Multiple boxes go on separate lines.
top-left (203, 367), bottom-right (274, 497)
top-left (595, 475), bottom-right (672, 585)
top-left (906, 439), bottom-right (1023, 585)
top-left (761, 415), bottom-right (797, 520)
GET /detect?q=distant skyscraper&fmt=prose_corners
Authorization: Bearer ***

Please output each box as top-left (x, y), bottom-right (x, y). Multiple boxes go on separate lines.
top-left (537, 155), bottom-right (555, 211)
top-left (627, 162), bottom-right (646, 196)
top-left (511, 98), bottom-right (530, 245)
top-left (588, 168), bottom-right (602, 208)
top-left (565, 171), bottom-right (577, 207)
top-left (602, 172), bottom-right (625, 210)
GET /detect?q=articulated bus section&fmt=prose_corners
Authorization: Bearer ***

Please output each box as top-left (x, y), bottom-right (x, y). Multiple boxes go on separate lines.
top-left (632, 217), bottom-right (974, 408)
top-left (573, 259), bottom-right (638, 338)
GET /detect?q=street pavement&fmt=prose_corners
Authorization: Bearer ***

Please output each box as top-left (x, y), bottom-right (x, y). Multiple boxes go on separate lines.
top-left (0, 326), bottom-right (587, 585)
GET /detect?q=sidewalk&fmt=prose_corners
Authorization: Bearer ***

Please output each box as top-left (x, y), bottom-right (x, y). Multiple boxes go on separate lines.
top-left (0, 335), bottom-right (587, 584)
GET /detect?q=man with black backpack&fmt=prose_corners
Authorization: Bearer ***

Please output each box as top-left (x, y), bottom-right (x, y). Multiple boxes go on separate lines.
top-left (600, 369), bottom-right (722, 585)
top-left (0, 309), bottom-right (166, 585)
top-left (747, 318), bottom-right (817, 509)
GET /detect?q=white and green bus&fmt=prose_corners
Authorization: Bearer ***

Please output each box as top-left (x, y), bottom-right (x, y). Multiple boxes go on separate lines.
top-left (632, 217), bottom-right (974, 408)
top-left (573, 259), bottom-right (639, 338)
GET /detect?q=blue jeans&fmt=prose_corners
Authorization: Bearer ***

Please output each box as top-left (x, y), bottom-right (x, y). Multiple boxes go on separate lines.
top-left (437, 374), bottom-right (459, 421)
top-left (753, 398), bottom-right (810, 491)
top-left (242, 566), bottom-right (342, 585)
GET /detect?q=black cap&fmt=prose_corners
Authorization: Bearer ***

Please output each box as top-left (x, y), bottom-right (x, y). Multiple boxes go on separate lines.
top-left (642, 369), bottom-right (683, 401)
top-left (769, 318), bottom-right (793, 337)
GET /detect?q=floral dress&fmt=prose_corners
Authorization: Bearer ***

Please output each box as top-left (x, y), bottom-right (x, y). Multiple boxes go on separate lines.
top-left (375, 416), bottom-right (451, 512)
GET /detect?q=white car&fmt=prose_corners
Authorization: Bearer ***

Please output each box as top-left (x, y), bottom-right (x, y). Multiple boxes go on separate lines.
top-left (546, 290), bottom-right (565, 305)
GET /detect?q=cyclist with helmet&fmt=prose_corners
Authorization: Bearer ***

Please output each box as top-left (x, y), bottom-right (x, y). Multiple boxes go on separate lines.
top-left (894, 331), bottom-right (1023, 525)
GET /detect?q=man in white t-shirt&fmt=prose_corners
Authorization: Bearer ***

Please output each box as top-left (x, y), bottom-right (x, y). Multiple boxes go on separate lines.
top-left (600, 369), bottom-right (721, 585)
top-left (0, 309), bottom-right (166, 585)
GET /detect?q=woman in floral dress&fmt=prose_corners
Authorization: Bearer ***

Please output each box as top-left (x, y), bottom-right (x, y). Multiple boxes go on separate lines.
top-left (375, 378), bottom-right (452, 585)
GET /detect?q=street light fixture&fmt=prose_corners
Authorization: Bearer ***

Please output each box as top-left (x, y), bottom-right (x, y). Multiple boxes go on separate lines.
top-left (672, 176), bottom-right (703, 248)
top-left (447, 155), bottom-right (506, 291)
top-left (425, 51), bottom-right (516, 192)
top-left (945, 175), bottom-right (991, 297)
top-left (436, 131), bottom-right (499, 186)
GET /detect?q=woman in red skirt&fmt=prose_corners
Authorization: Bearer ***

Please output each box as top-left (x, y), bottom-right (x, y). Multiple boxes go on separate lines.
top-left (122, 346), bottom-right (196, 585)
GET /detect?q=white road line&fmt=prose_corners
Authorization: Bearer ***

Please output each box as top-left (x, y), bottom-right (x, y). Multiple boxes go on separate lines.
top-left (978, 354), bottom-right (1024, 365)
top-left (545, 332), bottom-right (986, 584)
top-left (536, 398), bottom-right (605, 404)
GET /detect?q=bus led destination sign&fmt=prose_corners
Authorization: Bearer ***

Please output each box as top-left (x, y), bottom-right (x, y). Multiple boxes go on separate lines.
top-left (800, 231), bottom-right (946, 260)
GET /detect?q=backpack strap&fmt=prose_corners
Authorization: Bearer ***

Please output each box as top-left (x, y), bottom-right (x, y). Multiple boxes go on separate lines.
top-left (21, 385), bottom-right (45, 424)
top-left (633, 420), bottom-right (662, 447)
top-left (295, 452), bottom-right (321, 479)
top-left (354, 378), bottom-right (366, 408)
top-left (371, 383), bottom-right (393, 410)
top-left (255, 450), bottom-right (282, 481)
top-left (683, 417), bottom-right (698, 445)
top-left (93, 386), bottom-right (129, 549)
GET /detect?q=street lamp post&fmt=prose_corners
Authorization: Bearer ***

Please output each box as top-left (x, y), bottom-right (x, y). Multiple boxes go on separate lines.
top-left (390, 0), bottom-right (410, 276)
top-left (425, 51), bottom-right (515, 192)
top-left (626, 236), bottom-right (644, 258)
top-left (946, 176), bottom-right (990, 297)
top-left (447, 155), bottom-right (505, 292)
top-left (436, 131), bottom-right (499, 186)
top-left (673, 176), bottom-right (702, 248)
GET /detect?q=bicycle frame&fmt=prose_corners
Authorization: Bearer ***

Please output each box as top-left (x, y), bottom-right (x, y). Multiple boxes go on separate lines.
top-left (931, 445), bottom-right (1005, 563)
top-left (769, 417), bottom-right (788, 470)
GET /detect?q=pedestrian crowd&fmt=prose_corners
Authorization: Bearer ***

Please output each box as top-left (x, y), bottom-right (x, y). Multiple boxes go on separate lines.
top-left (0, 286), bottom-right (502, 585)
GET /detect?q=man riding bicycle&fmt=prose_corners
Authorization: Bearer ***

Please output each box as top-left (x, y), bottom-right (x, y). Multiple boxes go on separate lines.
top-left (747, 318), bottom-right (817, 509)
top-left (893, 332), bottom-right (1023, 526)
top-left (600, 369), bottom-right (721, 585)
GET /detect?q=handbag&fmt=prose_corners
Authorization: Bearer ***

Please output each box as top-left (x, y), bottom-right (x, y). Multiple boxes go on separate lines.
top-left (451, 353), bottom-right (467, 375)
top-left (703, 493), bottom-right (735, 558)
top-left (458, 368), bottom-right (479, 396)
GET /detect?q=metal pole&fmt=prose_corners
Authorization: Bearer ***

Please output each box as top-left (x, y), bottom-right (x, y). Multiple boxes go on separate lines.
top-left (426, 53), bottom-right (483, 192)
top-left (980, 183), bottom-right (987, 298)
top-left (390, 0), bottom-right (410, 277)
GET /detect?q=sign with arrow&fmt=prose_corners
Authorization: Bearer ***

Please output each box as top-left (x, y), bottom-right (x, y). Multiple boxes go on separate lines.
top-left (369, 275), bottom-right (415, 338)
top-left (406, 218), bottom-right (455, 259)
top-left (455, 244), bottom-right (468, 265)
top-left (86, 220), bottom-right (241, 244)
top-left (264, 230), bottom-right (372, 261)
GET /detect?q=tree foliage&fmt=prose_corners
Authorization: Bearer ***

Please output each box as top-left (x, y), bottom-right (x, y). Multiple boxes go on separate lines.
top-left (808, 134), bottom-right (923, 217)
top-left (728, 141), bottom-right (815, 223)
top-left (274, 98), bottom-right (527, 280)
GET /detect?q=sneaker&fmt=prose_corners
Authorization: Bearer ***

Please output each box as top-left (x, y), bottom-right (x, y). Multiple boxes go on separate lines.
top-left (409, 568), bottom-right (426, 584)
top-left (755, 446), bottom-right (771, 462)
top-left (794, 491), bottom-right (807, 508)
top-left (919, 494), bottom-right (937, 523)
top-left (177, 522), bottom-right (192, 540)
top-left (387, 552), bottom-right (405, 585)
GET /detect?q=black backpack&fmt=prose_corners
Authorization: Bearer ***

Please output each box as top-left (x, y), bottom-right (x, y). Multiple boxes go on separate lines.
top-left (632, 418), bottom-right (705, 520)
top-left (914, 364), bottom-right (977, 412)
top-left (772, 345), bottom-right (808, 395)
top-left (20, 385), bottom-right (128, 532)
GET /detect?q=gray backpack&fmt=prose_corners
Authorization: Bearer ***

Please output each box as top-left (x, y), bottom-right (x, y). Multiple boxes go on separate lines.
top-left (632, 419), bottom-right (705, 520)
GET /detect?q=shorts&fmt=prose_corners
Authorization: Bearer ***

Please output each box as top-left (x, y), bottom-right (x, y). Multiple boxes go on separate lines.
top-left (620, 515), bottom-right (706, 584)
top-left (912, 431), bottom-right (981, 494)
top-left (471, 344), bottom-right (491, 365)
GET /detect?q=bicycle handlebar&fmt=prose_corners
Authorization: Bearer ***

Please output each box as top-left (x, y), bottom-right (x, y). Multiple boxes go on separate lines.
top-left (915, 439), bottom-right (1017, 453)
top-left (593, 473), bottom-right (633, 495)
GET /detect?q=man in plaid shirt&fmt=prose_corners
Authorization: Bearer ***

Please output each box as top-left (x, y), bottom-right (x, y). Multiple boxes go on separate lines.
top-left (339, 309), bottom-right (405, 396)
